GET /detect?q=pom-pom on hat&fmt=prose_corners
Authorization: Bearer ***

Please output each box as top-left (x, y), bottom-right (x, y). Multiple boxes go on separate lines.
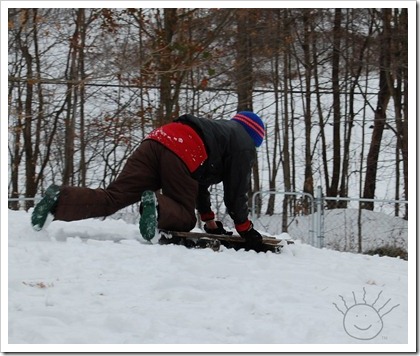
top-left (231, 111), bottom-right (265, 147)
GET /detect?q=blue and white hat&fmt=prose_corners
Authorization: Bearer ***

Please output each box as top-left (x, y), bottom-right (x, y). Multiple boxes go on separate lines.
top-left (231, 111), bottom-right (265, 147)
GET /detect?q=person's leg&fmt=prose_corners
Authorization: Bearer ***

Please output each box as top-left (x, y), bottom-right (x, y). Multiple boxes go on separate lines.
top-left (153, 145), bottom-right (199, 232)
top-left (44, 138), bottom-right (198, 232)
top-left (54, 140), bottom-right (161, 221)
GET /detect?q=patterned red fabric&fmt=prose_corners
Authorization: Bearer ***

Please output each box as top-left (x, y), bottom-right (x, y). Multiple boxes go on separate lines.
top-left (146, 123), bottom-right (208, 173)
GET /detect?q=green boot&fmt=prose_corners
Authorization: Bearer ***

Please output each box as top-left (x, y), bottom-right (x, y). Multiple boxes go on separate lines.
top-left (139, 190), bottom-right (158, 241)
top-left (31, 184), bottom-right (61, 231)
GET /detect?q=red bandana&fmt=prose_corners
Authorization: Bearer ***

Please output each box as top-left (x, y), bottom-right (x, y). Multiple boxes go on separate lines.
top-left (147, 123), bottom-right (208, 173)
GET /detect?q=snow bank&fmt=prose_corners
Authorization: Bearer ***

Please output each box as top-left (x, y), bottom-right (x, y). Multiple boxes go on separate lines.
top-left (254, 208), bottom-right (408, 254)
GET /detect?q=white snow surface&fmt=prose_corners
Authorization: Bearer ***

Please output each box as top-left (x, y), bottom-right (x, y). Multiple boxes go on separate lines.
top-left (5, 210), bottom-right (414, 353)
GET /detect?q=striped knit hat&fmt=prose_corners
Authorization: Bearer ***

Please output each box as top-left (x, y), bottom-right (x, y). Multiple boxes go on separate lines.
top-left (231, 111), bottom-right (265, 147)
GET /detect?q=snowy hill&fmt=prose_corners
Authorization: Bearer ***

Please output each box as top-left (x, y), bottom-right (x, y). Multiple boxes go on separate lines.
top-left (5, 210), bottom-right (413, 352)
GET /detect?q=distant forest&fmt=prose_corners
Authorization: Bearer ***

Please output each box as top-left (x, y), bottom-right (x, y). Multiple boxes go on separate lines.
top-left (8, 8), bottom-right (408, 219)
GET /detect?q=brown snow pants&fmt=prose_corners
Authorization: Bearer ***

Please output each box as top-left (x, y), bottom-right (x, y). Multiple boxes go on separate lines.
top-left (54, 140), bottom-right (199, 231)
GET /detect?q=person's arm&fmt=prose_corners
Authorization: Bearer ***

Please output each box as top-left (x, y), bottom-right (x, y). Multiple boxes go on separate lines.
top-left (222, 149), bottom-right (254, 229)
top-left (222, 149), bottom-right (264, 250)
top-left (196, 184), bottom-right (232, 234)
top-left (196, 184), bottom-right (213, 221)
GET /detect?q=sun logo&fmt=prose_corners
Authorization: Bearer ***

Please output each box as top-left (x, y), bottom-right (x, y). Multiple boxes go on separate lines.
top-left (333, 288), bottom-right (400, 340)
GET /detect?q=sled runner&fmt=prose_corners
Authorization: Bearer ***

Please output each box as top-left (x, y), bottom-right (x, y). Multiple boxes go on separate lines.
top-left (157, 230), bottom-right (294, 253)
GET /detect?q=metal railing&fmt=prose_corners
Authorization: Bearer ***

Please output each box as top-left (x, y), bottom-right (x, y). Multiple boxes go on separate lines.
top-left (250, 186), bottom-right (408, 253)
top-left (251, 190), bottom-right (317, 246)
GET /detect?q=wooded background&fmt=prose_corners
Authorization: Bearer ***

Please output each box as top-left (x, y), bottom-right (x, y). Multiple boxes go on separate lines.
top-left (8, 8), bottom-right (408, 219)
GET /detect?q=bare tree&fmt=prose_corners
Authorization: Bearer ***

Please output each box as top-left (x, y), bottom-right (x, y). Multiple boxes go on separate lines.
top-left (8, 8), bottom-right (408, 221)
top-left (329, 8), bottom-right (342, 203)
top-left (234, 9), bottom-right (262, 215)
top-left (301, 9), bottom-right (314, 197)
top-left (363, 9), bottom-right (392, 209)
top-left (281, 10), bottom-right (293, 230)
top-left (339, 10), bottom-right (374, 201)
top-left (388, 8), bottom-right (408, 218)
top-left (265, 9), bottom-right (282, 216)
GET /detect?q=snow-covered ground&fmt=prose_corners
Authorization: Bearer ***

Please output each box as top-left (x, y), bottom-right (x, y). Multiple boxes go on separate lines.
top-left (4, 210), bottom-right (415, 353)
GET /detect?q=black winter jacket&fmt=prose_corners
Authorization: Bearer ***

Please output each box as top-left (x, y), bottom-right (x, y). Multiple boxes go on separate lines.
top-left (175, 114), bottom-right (256, 225)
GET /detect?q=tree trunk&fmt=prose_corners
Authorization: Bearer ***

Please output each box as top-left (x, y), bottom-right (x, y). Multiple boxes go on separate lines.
top-left (63, 12), bottom-right (81, 186)
top-left (235, 11), bottom-right (254, 112)
top-left (157, 9), bottom-right (178, 126)
top-left (266, 9), bottom-right (282, 216)
top-left (391, 8), bottom-right (408, 219)
top-left (401, 9), bottom-right (408, 219)
top-left (329, 8), bottom-right (342, 202)
top-left (363, 9), bottom-right (392, 210)
top-left (20, 10), bottom-right (37, 209)
top-left (281, 9), bottom-right (292, 232)
top-left (9, 84), bottom-right (23, 210)
top-left (78, 9), bottom-right (87, 186)
top-left (235, 10), bottom-right (261, 215)
top-left (302, 10), bottom-right (314, 197)
top-left (340, 9), bottom-right (373, 203)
